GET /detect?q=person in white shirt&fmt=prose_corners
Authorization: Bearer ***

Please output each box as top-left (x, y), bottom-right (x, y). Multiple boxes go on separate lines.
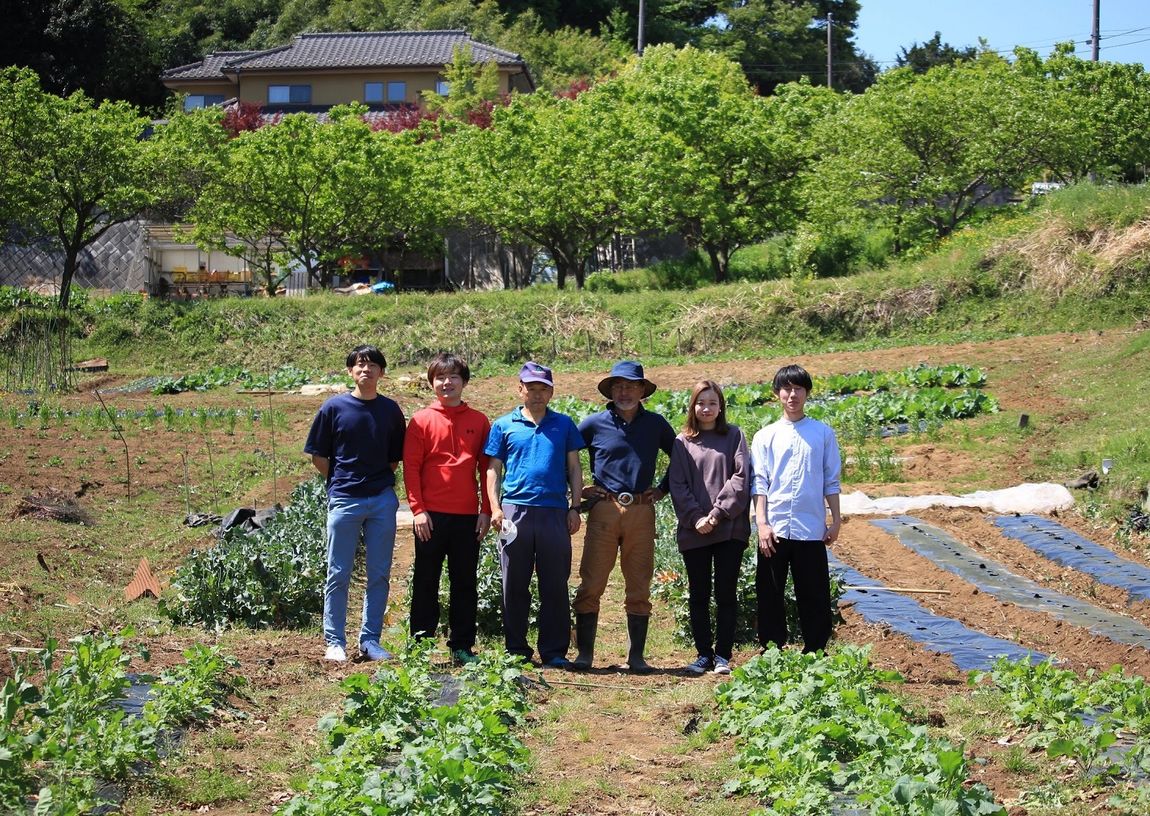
top-left (750, 364), bottom-right (841, 653)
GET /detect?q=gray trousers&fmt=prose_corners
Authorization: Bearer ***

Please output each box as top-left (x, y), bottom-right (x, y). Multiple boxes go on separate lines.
top-left (498, 503), bottom-right (571, 662)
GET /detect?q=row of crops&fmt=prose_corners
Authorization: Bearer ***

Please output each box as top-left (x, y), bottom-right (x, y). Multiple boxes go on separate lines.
top-left (1, 632), bottom-right (531, 815)
top-left (1, 633), bottom-right (242, 814)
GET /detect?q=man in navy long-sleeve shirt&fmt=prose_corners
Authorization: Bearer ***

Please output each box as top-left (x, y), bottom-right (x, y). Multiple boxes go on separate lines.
top-left (572, 360), bottom-right (675, 673)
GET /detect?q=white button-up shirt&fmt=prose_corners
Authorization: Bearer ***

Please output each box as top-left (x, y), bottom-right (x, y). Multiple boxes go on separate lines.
top-left (750, 416), bottom-right (841, 541)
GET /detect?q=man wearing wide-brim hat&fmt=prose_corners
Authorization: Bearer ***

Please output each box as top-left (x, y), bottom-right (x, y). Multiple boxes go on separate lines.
top-left (572, 360), bottom-right (676, 674)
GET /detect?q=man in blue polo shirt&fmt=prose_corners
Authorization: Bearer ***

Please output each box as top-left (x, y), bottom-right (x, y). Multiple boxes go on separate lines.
top-left (484, 361), bottom-right (584, 668)
top-left (572, 361), bottom-right (676, 674)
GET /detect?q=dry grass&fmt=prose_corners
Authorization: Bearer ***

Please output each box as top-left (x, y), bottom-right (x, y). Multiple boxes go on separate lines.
top-left (991, 217), bottom-right (1150, 298)
top-left (13, 488), bottom-right (92, 524)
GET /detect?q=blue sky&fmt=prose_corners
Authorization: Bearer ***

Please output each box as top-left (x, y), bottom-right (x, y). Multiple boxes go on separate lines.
top-left (854, 0), bottom-right (1150, 69)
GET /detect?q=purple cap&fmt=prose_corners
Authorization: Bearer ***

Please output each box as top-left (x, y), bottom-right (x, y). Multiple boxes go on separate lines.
top-left (518, 361), bottom-right (554, 386)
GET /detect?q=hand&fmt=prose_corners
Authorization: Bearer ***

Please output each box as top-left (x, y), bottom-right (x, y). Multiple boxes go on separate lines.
top-left (694, 516), bottom-right (716, 535)
top-left (476, 513), bottom-right (492, 540)
top-left (642, 488), bottom-right (663, 504)
top-left (567, 508), bottom-right (581, 535)
top-left (581, 484), bottom-right (607, 501)
top-left (490, 509), bottom-right (504, 533)
top-left (413, 511), bottom-right (432, 543)
top-left (824, 519), bottom-right (841, 546)
top-left (757, 522), bottom-right (777, 556)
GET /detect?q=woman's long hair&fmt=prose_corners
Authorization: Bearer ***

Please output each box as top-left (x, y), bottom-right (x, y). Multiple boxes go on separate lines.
top-left (683, 380), bottom-right (729, 438)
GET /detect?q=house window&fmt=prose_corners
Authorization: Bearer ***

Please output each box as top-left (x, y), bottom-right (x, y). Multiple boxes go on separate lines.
top-left (184, 94), bottom-right (225, 111)
top-left (386, 81), bottom-right (406, 103)
top-left (364, 82), bottom-right (384, 103)
top-left (268, 84), bottom-right (311, 104)
top-left (435, 79), bottom-right (450, 96)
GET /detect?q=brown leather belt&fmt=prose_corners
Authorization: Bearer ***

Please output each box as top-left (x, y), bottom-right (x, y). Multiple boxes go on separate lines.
top-left (605, 491), bottom-right (651, 506)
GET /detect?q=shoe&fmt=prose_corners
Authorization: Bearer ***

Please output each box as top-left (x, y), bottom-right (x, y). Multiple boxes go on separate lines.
top-left (542, 655), bottom-right (571, 669)
top-left (572, 612), bottom-right (598, 670)
top-left (361, 640), bottom-right (392, 661)
top-left (452, 648), bottom-right (480, 665)
top-left (324, 644), bottom-right (347, 662)
top-left (685, 654), bottom-right (713, 674)
top-left (713, 656), bottom-right (731, 675)
top-left (626, 613), bottom-right (654, 675)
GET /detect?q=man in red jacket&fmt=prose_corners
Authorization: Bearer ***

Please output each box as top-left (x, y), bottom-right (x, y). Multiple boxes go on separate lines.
top-left (403, 352), bottom-right (492, 664)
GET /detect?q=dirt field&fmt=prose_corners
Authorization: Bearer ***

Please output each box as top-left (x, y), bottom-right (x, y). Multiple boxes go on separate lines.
top-left (2, 328), bottom-right (1148, 814)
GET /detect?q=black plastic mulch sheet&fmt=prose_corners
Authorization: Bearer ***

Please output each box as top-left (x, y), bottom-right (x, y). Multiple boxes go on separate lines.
top-left (829, 553), bottom-right (1043, 671)
top-left (871, 516), bottom-right (1150, 647)
top-left (994, 514), bottom-right (1150, 602)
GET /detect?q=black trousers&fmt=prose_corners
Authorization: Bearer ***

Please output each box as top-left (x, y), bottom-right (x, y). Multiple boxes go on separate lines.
top-left (681, 538), bottom-right (747, 660)
top-left (755, 537), bottom-right (832, 653)
top-left (408, 511), bottom-right (480, 651)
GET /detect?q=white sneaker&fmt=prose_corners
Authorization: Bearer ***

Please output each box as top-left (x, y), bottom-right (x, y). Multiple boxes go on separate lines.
top-left (685, 654), bottom-right (713, 674)
top-left (713, 656), bottom-right (731, 675)
top-left (324, 644), bottom-right (347, 662)
top-left (361, 640), bottom-right (392, 661)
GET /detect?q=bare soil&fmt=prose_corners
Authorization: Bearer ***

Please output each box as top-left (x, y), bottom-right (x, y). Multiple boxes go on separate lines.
top-left (3, 328), bottom-right (1149, 814)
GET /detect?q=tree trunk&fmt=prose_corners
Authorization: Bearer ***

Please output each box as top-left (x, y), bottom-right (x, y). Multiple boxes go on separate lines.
top-left (57, 248), bottom-right (79, 312)
top-left (704, 243), bottom-right (730, 283)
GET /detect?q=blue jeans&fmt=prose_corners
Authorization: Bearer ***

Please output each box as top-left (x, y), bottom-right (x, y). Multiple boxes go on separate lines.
top-left (324, 488), bottom-right (399, 648)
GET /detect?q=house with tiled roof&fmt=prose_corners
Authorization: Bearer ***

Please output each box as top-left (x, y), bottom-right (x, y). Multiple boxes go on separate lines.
top-left (162, 30), bottom-right (534, 113)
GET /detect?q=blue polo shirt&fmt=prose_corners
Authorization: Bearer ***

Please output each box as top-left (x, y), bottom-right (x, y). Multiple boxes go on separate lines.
top-left (485, 407), bottom-right (584, 508)
top-left (304, 392), bottom-right (406, 498)
top-left (579, 404), bottom-right (676, 495)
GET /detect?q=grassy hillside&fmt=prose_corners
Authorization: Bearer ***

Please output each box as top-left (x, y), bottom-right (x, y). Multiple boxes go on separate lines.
top-left (65, 183), bottom-right (1150, 378)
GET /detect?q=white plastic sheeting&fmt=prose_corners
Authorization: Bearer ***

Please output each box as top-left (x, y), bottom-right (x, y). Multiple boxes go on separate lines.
top-left (840, 482), bottom-right (1075, 516)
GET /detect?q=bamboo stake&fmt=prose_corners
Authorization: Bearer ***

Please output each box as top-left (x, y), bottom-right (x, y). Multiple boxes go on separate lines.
top-left (843, 585), bottom-right (951, 595)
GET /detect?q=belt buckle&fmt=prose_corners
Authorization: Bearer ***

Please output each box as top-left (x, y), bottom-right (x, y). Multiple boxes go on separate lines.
top-left (616, 491), bottom-right (634, 506)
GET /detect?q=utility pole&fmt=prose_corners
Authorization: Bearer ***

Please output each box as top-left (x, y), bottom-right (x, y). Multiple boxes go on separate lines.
top-left (826, 12), bottom-right (834, 88)
top-left (638, 0), bottom-right (646, 55)
top-left (1091, 0), bottom-right (1100, 61)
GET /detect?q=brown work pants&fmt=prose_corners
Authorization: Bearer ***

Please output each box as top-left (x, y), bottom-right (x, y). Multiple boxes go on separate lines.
top-left (572, 500), bottom-right (656, 616)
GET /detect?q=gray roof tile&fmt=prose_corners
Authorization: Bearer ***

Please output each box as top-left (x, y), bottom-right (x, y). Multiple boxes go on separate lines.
top-left (163, 51), bottom-right (258, 81)
top-left (226, 30), bottom-right (524, 72)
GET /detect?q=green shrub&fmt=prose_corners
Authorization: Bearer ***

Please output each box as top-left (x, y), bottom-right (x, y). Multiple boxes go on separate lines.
top-left (162, 478), bottom-right (328, 629)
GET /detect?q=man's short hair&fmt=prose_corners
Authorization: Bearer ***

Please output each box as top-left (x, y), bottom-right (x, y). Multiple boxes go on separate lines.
top-left (427, 352), bottom-right (470, 385)
top-left (346, 344), bottom-right (387, 370)
top-left (772, 364), bottom-right (813, 394)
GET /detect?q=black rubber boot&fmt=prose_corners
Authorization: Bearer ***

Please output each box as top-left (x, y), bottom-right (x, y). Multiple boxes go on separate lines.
top-left (626, 613), bottom-right (653, 675)
top-left (572, 612), bottom-right (598, 670)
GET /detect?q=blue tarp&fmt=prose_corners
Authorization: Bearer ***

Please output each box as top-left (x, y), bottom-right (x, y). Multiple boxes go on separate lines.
top-left (994, 514), bottom-right (1150, 602)
top-left (871, 516), bottom-right (1150, 647)
top-left (830, 553), bottom-right (1043, 671)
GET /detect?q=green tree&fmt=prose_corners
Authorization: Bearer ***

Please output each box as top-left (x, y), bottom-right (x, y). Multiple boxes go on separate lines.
top-left (699, 0), bottom-right (876, 94)
top-left (448, 89), bottom-right (678, 289)
top-left (1014, 43), bottom-right (1150, 183)
top-left (0, 67), bottom-right (159, 310)
top-left (4, 0), bottom-right (168, 109)
top-left (809, 59), bottom-right (1076, 249)
top-left (188, 105), bottom-right (433, 293)
top-left (422, 45), bottom-right (503, 118)
top-left (603, 45), bottom-right (809, 281)
top-left (895, 32), bottom-right (979, 74)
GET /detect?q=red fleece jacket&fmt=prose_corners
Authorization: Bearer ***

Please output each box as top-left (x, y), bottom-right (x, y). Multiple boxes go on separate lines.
top-left (403, 401), bottom-right (491, 516)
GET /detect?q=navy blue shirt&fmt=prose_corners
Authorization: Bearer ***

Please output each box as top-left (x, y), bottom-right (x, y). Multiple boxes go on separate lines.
top-left (304, 392), bottom-right (406, 498)
top-left (579, 404), bottom-right (675, 495)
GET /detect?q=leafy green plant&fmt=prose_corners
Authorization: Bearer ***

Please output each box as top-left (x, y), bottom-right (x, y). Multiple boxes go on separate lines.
top-left (718, 646), bottom-right (1005, 815)
top-left (162, 478), bottom-right (327, 628)
top-left (0, 632), bottom-right (241, 814)
top-left (971, 658), bottom-right (1150, 784)
top-left (281, 641), bottom-right (530, 816)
